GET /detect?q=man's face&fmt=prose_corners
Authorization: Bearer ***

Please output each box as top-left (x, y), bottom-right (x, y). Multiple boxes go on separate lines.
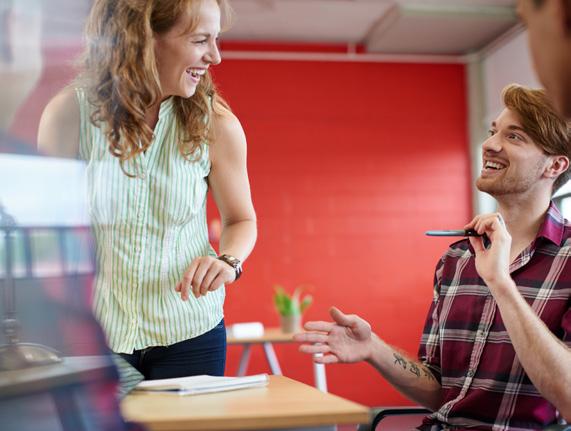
top-left (476, 108), bottom-right (551, 197)
top-left (517, 0), bottom-right (571, 118)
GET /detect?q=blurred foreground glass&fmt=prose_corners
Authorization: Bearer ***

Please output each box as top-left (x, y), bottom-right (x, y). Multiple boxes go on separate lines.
top-left (0, 154), bottom-right (93, 369)
top-left (0, 0), bottom-right (42, 133)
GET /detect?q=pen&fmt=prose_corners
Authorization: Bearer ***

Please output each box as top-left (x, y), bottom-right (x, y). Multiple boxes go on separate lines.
top-left (425, 229), bottom-right (483, 237)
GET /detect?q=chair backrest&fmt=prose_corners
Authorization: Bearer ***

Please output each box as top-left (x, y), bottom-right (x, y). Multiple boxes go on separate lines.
top-left (368, 407), bottom-right (430, 431)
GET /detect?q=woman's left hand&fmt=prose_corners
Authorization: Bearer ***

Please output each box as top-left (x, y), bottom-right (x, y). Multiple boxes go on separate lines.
top-left (175, 256), bottom-right (235, 300)
top-left (464, 213), bottom-right (512, 288)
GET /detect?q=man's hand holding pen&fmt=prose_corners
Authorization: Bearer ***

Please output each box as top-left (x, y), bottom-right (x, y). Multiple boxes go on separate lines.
top-left (464, 213), bottom-right (514, 294)
top-left (426, 213), bottom-right (515, 297)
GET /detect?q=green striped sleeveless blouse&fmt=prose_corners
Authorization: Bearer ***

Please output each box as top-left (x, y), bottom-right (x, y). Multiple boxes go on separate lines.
top-left (76, 88), bottom-right (224, 354)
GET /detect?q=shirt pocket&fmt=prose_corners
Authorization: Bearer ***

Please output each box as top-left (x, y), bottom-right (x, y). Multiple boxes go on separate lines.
top-left (87, 158), bottom-right (141, 226)
top-left (154, 157), bottom-right (209, 227)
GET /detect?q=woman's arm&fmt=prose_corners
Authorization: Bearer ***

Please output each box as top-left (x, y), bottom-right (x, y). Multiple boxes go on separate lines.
top-left (208, 110), bottom-right (257, 261)
top-left (176, 109), bottom-right (257, 300)
top-left (37, 86), bottom-right (80, 158)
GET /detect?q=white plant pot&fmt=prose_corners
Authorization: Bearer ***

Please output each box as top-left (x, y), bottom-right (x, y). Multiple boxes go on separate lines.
top-left (280, 314), bottom-right (302, 333)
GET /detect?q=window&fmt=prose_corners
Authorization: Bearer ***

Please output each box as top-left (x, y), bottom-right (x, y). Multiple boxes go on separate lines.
top-left (0, 154), bottom-right (93, 279)
top-left (553, 181), bottom-right (571, 220)
top-left (0, 227), bottom-right (94, 279)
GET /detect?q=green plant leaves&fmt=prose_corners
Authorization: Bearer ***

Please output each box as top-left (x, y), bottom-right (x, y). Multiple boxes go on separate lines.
top-left (273, 285), bottom-right (312, 317)
top-left (300, 295), bottom-right (312, 314)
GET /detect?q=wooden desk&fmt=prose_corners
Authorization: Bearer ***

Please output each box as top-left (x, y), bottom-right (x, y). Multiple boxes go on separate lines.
top-left (121, 375), bottom-right (370, 431)
top-left (227, 327), bottom-right (328, 392)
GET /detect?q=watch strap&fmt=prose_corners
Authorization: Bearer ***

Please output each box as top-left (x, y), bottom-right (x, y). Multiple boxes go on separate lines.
top-left (217, 254), bottom-right (242, 281)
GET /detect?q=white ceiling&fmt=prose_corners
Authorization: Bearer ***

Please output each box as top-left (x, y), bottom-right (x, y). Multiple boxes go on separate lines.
top-left (225, 0), bottom-right (519, 55)
top-left (41, 0), bottom-right (520, 56)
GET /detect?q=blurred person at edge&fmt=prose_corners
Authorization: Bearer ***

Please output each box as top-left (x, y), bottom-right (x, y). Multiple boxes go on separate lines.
top-left (0, 1), bottom-right (143, 430)
top-left (296, 85), bottom-right (571, 429)
top-left (38, 0), bottom-right (257, 380)
top-left (0, 0), bottom-right (41, 153)
top-left (517, 0), bottom-right (571, 119)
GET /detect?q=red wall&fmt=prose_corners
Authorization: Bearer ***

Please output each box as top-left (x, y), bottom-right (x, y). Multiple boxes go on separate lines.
top-left (212, 59), bottom-right (471, 407)
top-left (12, 48), bottom-right (471, 408)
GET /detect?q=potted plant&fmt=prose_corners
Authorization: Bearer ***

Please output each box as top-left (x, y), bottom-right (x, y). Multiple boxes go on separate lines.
top-left (273, 285), bottom-right (312, 333)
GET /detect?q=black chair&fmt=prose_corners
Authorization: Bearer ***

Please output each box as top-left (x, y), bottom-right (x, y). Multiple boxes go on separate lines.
top-left (357, 407), bottom-right (430, 431)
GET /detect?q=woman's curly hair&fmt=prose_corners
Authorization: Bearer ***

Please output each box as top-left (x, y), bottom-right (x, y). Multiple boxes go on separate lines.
top-left (77, 0), bottom-right (232, 174)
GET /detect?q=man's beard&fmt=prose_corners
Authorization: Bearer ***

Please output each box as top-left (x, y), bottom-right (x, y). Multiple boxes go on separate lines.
top-left (476, 175), bottom-right (536, 196)
top-left (476, 163), bottom-right (544, 197)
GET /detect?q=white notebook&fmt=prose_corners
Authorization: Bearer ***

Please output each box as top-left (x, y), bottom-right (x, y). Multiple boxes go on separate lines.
top-left (134, 373), bottom-right (269, 396)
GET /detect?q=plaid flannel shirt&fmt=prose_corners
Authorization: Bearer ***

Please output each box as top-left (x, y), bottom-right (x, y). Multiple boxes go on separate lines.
top-left (418, 202), bottom-right (571, 430)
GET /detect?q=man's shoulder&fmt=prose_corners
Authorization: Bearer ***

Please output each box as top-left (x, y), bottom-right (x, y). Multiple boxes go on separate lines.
top-left (433, 238), bottom-right (473, 275)
top-left (441, 238), bottom-right (472, 258)
top-left (562, 222), bottom-right (571, 245)
top-left (544, 223), bottom-right (571, 253)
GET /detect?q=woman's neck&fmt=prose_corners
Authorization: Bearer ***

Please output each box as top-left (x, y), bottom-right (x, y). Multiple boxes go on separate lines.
top-left (145, 104), bottom-right (160, 131)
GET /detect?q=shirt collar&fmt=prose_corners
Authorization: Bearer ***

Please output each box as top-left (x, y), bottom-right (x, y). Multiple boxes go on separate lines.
top-left (158, 97), bottom-right (174, 120)
top-left (464, 201), bottom-right (566, 254)
top-left (536, 201), bottom-right (566, 246)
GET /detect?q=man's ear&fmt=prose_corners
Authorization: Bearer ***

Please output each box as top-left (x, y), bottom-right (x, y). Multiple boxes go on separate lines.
top-left (545, 154), bottom-right (570, 179)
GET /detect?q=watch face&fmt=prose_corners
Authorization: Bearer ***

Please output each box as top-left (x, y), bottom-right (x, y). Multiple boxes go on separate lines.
top-left (220, 254), bottom-right (240, 268)
top-left (226, 256), bottom-right (239, 266)
top-left (219, 254), bottom-right (242, 280)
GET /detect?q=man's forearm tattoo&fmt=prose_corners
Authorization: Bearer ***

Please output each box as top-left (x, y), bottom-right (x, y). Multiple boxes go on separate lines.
top-left (409, 362), bottom-right (421, 377)
top-left (393, 353), bottom-right (437, 382)
top-left (393, 353), bottom-right (407, 369)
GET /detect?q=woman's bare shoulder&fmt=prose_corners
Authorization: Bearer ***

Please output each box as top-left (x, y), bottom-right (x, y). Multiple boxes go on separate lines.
top-left (38, 86), bottom-right (81, 158)
top-left (212, 106), bottom-right (245, 143)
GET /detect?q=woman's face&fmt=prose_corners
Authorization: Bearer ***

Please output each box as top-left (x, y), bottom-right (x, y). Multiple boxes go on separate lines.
top-left (154, 0), bottom-right (221, 99)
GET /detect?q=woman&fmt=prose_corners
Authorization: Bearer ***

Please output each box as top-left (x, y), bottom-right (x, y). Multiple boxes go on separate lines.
top-left (38, 0), bottom-right (257, 380)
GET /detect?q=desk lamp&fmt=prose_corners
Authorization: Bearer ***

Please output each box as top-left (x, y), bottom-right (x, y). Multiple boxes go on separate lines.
top-left (0, 203), bottom-right (61, 370)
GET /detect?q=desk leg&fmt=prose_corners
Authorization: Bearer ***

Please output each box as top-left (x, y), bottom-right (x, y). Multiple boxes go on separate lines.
top-left (262, 342), bottom-right (282, 375)
top-left (313, 359), bottom-right (328, 393)
top-left (237, 344), bottom-right (251, 376)
top-left (52, 388), bottom-right (85, 431)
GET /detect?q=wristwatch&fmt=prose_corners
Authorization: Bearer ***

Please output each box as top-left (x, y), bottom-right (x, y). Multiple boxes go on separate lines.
top-left (217, 254), bottom-right (242, 281)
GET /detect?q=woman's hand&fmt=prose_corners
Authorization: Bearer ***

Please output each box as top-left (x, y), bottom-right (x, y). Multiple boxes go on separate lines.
top-left (175, 256), bottom-right (235, 300)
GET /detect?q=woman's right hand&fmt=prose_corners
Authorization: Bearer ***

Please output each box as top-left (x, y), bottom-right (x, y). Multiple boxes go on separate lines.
top-left (175, 255), bottom-right (236, 300)
top-left (293, 307), bottom-right (375, 364)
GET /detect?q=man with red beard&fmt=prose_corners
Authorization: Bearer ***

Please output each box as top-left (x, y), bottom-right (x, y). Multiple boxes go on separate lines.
top-left (296, 85), bottom-right (571, 429)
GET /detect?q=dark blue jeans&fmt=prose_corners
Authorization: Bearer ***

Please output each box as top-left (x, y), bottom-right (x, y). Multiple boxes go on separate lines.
top-left (119, 319), bottom-right (226, 380)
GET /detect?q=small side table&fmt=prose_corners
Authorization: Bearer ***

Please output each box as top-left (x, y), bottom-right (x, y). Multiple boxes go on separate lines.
top-left (227, 327), bottom-right (328, 392)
